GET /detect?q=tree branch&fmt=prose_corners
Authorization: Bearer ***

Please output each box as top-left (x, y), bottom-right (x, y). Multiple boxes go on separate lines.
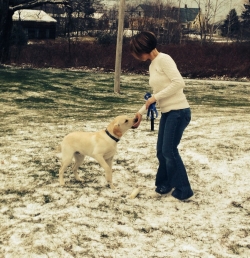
top-left (10, 0), bottom-right (70, 12)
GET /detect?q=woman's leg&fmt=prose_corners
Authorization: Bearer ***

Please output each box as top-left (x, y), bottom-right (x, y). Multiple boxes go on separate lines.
top-left (155, 113), bottom-right (172, 193)
top-left (156, 108), bottom-right (193, 200)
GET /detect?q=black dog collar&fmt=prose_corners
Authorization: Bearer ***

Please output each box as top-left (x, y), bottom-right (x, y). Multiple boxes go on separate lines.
top-left (105, 129), bottom-right (120, 142)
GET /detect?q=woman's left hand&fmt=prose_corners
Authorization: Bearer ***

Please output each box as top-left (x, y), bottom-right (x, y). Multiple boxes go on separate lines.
top-left (145, 96), bottom-right (156, 110)
top-left (132, 112), bottom-right (142, 128)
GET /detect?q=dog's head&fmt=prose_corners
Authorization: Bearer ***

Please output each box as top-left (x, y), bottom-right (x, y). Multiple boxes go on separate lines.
top-left (109, 115), bottom-right (137, 138)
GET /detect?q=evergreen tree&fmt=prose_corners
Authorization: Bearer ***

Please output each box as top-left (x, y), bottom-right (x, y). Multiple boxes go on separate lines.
top-left (241, 2), bottom-right (250, 39)
top-left (221, 9), bottom-right (240, 40)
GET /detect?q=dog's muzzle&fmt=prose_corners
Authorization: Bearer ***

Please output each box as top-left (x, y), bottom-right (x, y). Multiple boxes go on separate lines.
top-left (132, 118), bottom-right (138, 129)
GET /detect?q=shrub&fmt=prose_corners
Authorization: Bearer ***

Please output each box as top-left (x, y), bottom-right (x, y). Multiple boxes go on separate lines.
top-left (96, 32), bottom-right (117, 45)
top-left (9, 40), bottom-right (250, 78)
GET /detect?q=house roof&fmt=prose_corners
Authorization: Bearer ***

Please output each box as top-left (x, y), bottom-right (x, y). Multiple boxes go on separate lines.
top-left (137, 4), bottom-right (153, 13)
top-left (178, 8), bottom-right (200, 23)
top-left (136, 4), bottom-right (168, 18)
top-left (92, 13), bottom-right (105, 19)
top-left (136, 4), bottom-right (200, 23)
top-left (13, 10), bottom-right (57, 23)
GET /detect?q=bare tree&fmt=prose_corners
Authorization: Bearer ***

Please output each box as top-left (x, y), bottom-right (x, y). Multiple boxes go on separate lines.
top-left (0, 0), bottom-right (70, 63)
top-left (192, 0), bottom-right (211, 42)
top-left (192, 0), bottom-right (228, 42)
top-left (208, 0), bottom-right (229, 39)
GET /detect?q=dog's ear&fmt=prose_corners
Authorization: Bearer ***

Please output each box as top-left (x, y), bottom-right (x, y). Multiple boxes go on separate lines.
top-left (113, 124), bottom-right (122, 137)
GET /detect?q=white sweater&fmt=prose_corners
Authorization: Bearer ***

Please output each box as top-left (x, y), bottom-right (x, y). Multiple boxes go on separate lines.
top-left (139, 53), bottom-right (189, 115)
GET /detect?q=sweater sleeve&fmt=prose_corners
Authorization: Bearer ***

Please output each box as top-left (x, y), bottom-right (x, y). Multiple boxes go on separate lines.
top-left (153, 55), bottom-right (185, 101)
top-left (138, 104), bottom-right (146, 115)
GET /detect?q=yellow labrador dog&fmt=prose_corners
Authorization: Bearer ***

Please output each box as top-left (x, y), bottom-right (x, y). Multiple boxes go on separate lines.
top-left (58, 115), bottom-right (137, 188)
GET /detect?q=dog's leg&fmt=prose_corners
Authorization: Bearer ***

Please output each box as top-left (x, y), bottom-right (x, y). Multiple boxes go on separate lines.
top-left (59, 155), bottom-right (73, 186)
top-left (72, 153), bottom-right (85, 182)
top-left (105, 157), bottom-right (114, 171)
top-left (94, 155), bottom-right (115, 189)
top-left (105, 157), bottom-right (115, 188)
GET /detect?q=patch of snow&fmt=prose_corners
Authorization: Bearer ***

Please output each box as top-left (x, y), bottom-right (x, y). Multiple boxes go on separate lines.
top-left (13, 10), bottom-right (56, 23)
top-left (1, 75), bottom-right (250, 257)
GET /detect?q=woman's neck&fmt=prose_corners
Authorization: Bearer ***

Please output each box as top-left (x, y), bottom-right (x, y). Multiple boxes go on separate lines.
top-left (149, 49), bottom-right (159, 61)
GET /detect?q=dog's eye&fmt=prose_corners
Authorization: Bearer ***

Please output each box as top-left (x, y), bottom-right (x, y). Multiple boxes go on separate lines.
top-left (125, 119), bottom-right (128, 123)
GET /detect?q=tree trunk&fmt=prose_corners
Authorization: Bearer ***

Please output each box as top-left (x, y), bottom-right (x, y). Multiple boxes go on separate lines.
top-left (0, 0), bottom-right (14, 63)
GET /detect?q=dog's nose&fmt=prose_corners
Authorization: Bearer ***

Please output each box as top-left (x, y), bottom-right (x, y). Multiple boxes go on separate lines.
top-left (132, 118), bottom-right (139, 129)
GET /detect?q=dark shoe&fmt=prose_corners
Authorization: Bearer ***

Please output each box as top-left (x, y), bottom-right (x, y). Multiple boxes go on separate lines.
top-left (155, 185), bottom-right (172, 195)
top-left (171, 188), bottom-right (193, 201)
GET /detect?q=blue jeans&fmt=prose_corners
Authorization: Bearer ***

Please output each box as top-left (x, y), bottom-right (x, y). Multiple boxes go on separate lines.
top-left (156, 108), bottom-right (193, 200)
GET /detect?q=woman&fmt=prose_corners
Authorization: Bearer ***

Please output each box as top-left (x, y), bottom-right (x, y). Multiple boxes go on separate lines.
top-left (130, 31), bottom-right (193, 200)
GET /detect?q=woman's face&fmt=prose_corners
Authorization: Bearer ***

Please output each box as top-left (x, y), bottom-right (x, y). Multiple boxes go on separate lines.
top-left (132, 52), bottom-right (150, 62)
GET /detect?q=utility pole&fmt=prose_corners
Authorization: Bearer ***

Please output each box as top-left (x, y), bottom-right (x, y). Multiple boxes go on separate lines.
top-left (114, 0), bottom-right (125, 94)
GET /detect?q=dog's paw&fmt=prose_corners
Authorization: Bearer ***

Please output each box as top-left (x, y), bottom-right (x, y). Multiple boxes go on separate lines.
top-left (75, 176), bottom-right (84, 182)
top-left (59, 180), bottom-right (65, 186)
top-left (109, 183), bottom-right (115, 189)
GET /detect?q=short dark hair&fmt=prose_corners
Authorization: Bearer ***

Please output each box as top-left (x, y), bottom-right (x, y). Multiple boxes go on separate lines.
top-left (130, 31), bottom-right (157, 57)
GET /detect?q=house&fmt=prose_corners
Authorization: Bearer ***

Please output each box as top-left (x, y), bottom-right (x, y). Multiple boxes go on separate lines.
top-left (13, 10), bottom-right (57, 39)
top-left (212, 20), bottom-right (224, 36)
top-left (129, 4), bottom-right (201, 32)
top-left (133, 4), bottom-right (156, 18)
top-left (132, 4), bottom-right (171, 20)
top-left (92, 13), bottom-right (109, 30)
top-left (173, 5), bottom-right (201, 31)
top-left (129, 4), bottom-right (169, 30)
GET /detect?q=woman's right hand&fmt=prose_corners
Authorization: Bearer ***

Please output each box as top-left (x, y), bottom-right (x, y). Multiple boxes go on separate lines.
top-left (132, 112), bottom-right (142, 128)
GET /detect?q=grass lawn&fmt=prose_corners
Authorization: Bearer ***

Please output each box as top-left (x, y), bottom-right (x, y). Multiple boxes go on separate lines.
top-left (0, 67), bottom-right (250, 257)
